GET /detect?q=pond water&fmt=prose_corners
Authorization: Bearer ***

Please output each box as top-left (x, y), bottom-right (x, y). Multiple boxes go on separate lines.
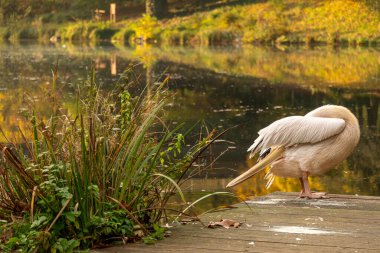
top-left (0, 43), bottom-right (379, 207)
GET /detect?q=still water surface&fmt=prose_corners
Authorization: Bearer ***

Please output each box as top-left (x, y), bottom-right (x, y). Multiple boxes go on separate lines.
top-left (0, 43), bottom-right (379, 206)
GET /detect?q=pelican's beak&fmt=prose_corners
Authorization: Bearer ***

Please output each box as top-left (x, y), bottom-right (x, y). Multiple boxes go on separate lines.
top-left (226, 146), bottom-right (285, 188)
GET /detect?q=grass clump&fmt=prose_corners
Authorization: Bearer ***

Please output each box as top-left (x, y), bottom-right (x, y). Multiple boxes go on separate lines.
top-left (0, 68), bottom-right (220, 252)
top-left (59, 21), bottom-right (98, 42)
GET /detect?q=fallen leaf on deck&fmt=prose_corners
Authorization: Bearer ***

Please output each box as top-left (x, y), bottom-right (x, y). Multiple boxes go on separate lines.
top-left (207, 219), bottom-right (242, 229)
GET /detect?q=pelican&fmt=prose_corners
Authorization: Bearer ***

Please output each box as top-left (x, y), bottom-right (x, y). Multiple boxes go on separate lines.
top-left (226, 105), bottom-right (360, 199)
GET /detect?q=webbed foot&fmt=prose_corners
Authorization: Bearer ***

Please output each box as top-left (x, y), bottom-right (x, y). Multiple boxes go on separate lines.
top-left (299, 172), bottom-right (329, 199)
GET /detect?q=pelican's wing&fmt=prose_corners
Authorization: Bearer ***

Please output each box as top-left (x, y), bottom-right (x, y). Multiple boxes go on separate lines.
top-left (248, 116), bottom-right (345, 157)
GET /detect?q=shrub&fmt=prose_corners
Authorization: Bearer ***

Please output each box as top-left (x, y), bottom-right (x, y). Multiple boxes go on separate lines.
top-left (59, 21), bottom-right (97, 41)
top-left (89, 27), bottom-right (118, 41)
top-left (111, 28), bottom-right (136, 44)
top-left (134, 14), bottom-right (162, 43)
top-left (18, 27), bottom-right (39, 40)
top-left (0, 27), bottom-right (10, 41)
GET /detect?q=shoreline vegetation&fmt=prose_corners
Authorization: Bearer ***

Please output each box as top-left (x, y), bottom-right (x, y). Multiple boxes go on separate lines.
top-left (0, 0), bottom-right (380, 47)
top-left (0, 69), bottom-right (231, 252)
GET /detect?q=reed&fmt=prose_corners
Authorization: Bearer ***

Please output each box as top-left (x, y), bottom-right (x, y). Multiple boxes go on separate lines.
top-left (0, 68), bottom-right (221, 252)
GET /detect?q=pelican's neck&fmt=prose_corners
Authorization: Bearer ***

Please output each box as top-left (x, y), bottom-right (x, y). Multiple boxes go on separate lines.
top-left (307, 105), bottom-right (360, 151)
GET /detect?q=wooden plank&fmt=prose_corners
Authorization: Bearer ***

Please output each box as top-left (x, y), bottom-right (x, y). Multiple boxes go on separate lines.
top-left (170, 227), bottom-right (380, 249)
top-left (215, 206), bottom-right (380, 224)
top-left (94, 192), bottom-right (380, 253)
top-left (97, 236), bottom-right (378, 253)
top-left (237, 202), bottom-right (380, 219)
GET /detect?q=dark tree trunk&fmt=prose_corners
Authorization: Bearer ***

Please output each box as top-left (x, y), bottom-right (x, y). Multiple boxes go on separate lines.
top-left (146, 0), bottom-right (167, 19)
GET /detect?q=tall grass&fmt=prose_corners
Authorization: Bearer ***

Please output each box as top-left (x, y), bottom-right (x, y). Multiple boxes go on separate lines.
top-left (0, 69), bottom-right (220, 252)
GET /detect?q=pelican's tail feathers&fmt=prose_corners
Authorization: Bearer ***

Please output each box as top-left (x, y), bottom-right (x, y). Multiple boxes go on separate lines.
top-left (226, 146), bottom-right (284, 188)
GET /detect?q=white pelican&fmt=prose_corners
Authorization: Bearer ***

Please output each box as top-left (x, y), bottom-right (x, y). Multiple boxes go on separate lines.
top-left (226, 105), bottom-right (360, 199)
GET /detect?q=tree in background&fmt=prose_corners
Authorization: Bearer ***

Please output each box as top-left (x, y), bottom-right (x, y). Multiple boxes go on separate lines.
top-left (0, 0), bottom-right (106, 24)
top-left (146, 0), bottom-right (167, 19)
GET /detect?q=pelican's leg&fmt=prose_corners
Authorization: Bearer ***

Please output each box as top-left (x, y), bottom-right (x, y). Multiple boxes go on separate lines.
top-left (299, 172), bottom-right (328, 199)
top-left (299, 177), bottom-right (305, 196)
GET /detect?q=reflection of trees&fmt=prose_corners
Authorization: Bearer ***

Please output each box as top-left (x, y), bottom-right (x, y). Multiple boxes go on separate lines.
top-left (133, 44), bottom-right (159, 96)
top-left (0, 43), bottom-right (379, 197)
top-left (0, 83), bottom-right (63, 141)
top-left (110, 45), bottom-right (380, 88)
top-left (36, 43), bottom-right (380, 89)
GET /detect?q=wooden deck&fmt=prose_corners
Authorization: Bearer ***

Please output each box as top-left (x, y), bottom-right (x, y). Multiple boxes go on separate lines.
top-left (95, 192), bottom-right (380, 253)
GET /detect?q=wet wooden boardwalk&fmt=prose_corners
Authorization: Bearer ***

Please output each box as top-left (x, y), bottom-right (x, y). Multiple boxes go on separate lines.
top-left (95, 192), bottom-right (380, 253)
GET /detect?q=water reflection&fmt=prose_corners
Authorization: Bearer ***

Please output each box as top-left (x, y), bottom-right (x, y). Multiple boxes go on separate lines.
top-left (163, 66), bottom-right (380, 199)
top-left (0, 43), bottom-right (379, 202)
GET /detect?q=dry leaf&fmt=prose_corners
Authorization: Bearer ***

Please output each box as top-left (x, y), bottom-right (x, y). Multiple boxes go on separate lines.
top-left (207, 219), bottom-right (242, 229)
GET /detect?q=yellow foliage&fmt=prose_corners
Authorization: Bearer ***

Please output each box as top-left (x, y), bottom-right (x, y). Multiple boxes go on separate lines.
top-left (168, 0), bottom-right (380, 44)
top-left (300, 0), bottom-right (380, 42)
top-left (134, 14), bottom-right (161, 42)
top-left (133, 44), bottom-right (156, 67)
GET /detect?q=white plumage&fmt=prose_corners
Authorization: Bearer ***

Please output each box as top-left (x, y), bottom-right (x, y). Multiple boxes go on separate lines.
top-left (248, 116), bottom-right (346, 158)
top-left (227, 105), bottom-right (360, 199)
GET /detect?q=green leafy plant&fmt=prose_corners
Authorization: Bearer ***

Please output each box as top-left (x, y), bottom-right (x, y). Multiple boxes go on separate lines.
top-left (142, 223), bottom-right (165, 244)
